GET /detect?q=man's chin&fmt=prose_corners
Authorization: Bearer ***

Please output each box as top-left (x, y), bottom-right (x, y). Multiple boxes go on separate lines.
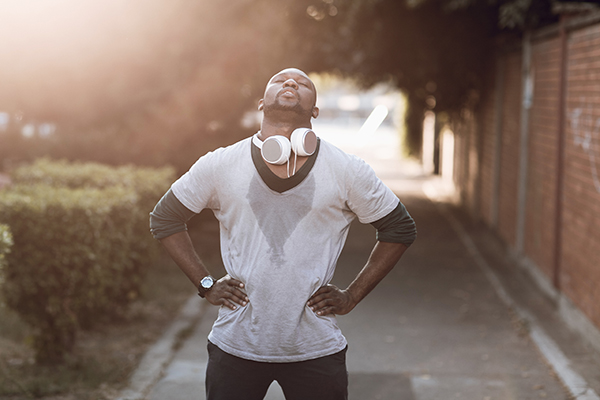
top-left (274, 98), bottom-right (301, 109)
top-left (263, 103), bottom-right (312, 118)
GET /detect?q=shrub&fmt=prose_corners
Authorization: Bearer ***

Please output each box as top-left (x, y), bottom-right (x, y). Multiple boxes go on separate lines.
top-left (0, 185), bottom-right (141, 362)
top-left (11, 158), bottom-right (174, 194)
top-left (11, 158), bottom-right (175, 300)
top-left (0, 159), bottom-right (174, 363)
top-left (11, 157), bottom-right (173, 221)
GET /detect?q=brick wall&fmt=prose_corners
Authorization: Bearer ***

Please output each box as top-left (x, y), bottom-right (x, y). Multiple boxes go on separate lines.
top-left (563, 23), bottom-right (600, 327)
top-left (450, 14), bottom-right (600, 332)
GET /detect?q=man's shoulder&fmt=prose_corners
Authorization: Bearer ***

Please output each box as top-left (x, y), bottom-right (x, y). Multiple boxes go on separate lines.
top-left (196, 136), bottom-right (251, 162)
top-left (214, 136), bottom-right (252, 154)
top-left (318, 139), bottom-right (366, 168)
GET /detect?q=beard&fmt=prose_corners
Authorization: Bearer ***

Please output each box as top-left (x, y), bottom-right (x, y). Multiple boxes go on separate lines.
top-left (262, 98), bottom-right (313, 120)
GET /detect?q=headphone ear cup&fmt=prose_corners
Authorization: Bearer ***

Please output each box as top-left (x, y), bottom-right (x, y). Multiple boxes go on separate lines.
top-left (290, 128), bottom-right (318, 157)
top-left (261, 135), bottom-right (291, 164)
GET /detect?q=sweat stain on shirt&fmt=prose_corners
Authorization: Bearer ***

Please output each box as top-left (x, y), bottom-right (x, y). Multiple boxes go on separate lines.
top-left (246, 173), bottom-right (315, 266)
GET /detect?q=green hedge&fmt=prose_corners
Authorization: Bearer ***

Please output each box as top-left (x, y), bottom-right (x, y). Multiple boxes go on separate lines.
top-left (0, 159), bottom-right (174, 363)
top-left (11, 157), bottom-right (174, 211)
top-left (10, 157), bottom-right (169, 188)
top-left (11, 158), bottom-right (175, 292)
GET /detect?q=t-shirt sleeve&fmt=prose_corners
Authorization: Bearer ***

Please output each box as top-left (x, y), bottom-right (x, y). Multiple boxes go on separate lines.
top-left (370, 201), bottom-right (417, 245)
top-left (149, 188), bottom-right (197, 240)
top-left (346, 156), bottom-right (399, 224)
top-left (171, 150), bottom-right (219, 213)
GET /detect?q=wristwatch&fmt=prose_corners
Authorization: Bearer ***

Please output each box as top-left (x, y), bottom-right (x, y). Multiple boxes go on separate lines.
top-left (197, 276), bottom-right (216, 298)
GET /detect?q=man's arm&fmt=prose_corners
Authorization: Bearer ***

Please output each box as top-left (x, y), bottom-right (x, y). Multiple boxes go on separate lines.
top-left (159, 232), bottom-right (249, 310)
top-left (307, 241), bottom-right (407, 316)
top-left (307, 199), bottom-right (416, 316)
top-left (150, 189), bottom-right (248, 310)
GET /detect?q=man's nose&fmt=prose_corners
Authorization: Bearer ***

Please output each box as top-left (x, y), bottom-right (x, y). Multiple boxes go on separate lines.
top-left (283, 79), bottom-right (299, 89)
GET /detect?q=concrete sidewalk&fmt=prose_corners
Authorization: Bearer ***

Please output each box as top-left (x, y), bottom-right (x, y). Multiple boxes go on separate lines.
top-left (117, 126), bottom-right (600, 399)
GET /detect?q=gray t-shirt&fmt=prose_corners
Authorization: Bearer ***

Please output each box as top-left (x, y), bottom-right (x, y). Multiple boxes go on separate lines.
top-left (171, 136), bottom-right (399, 362)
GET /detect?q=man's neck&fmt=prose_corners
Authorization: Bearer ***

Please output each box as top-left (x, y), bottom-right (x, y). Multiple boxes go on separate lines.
top-left (259, 119), bottom-right (312, 140)
top-left (256, 119), bottom-right (313, 179)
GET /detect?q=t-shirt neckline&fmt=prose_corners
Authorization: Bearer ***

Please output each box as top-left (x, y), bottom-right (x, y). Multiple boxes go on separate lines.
top-left (250, 138), bottom-right (320, 193)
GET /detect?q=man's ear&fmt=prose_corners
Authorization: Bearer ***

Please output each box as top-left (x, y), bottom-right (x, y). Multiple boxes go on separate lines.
top-left (258, 99), bottom-right (264, 111)
top-left (312, 106), bottom-right (319, 119)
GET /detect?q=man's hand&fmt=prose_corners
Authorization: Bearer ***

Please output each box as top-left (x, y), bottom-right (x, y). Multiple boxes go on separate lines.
top-left (205, 275), bottom-right (249, 310)
top-left (307, 284), bottom-right (356, 316)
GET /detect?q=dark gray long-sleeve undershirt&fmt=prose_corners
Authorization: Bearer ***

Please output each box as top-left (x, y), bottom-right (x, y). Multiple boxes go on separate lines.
top-left (150, 188), bottom-right (416, 245)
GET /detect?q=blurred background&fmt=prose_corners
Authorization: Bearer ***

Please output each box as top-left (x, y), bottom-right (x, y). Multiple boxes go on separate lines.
top-left (0, 0), bottom-right (552, 175)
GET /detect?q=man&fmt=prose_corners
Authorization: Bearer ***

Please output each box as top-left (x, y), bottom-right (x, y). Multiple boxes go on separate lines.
top-left (149, 68), bottom-right (416, 399)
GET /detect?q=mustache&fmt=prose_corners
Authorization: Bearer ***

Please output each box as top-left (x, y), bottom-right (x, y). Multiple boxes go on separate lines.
top-left (277, 87), bottom-right (299, 98)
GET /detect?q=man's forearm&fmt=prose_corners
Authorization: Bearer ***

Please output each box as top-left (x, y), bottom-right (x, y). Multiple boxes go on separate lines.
top-left (307, 241), bottom-right (408, 316)
top-left (159, 231), bottom-right (210, 289)
top-left (160, 231), bottom-right (249, 309)
top-left (346, 241), bottom-right (408, 305)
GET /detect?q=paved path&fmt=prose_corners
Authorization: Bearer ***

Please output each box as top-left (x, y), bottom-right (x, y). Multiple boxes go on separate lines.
top-left (119, 123), bottom-right (600, 400)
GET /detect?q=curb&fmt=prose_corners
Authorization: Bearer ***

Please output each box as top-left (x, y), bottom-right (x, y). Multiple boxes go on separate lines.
top-left (423, 181), bottom-right (600, 400)
top-left (116, 295), bottom-right (206, 400)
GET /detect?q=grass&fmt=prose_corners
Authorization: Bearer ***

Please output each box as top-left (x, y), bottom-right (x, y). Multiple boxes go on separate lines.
top-left (0, 210), bottom-right (221, 399)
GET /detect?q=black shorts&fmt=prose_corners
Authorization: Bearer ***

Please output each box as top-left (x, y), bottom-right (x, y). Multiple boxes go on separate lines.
top-left (206, 341), bottom-right (348, 400)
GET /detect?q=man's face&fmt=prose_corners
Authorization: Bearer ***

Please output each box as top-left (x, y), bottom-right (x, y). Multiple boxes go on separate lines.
top-left (259, 68), bottom-right (318, 120)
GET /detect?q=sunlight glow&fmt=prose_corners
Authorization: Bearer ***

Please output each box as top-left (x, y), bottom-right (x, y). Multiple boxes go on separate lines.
top-left (1, 1), bottom-right (133, 67)
top-left (0, 1), bottom-right (166, 81)
top-left (337, 95), bottom-right (360, 111)
top-left (358, 105), bottom-right (389, 136)
top-left (0, 0), bottom-right (173, 120)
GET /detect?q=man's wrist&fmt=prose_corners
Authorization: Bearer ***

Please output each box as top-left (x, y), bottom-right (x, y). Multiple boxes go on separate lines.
top-left (197, 275), bottom-right (216, 298)
top-left (344, 288), bottom-right (359, 309)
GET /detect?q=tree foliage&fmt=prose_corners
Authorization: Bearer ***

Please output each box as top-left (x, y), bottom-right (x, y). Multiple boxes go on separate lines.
top-left (439, 0), bottom-right (558, 30)
top-left (286, 0), bottom-right (500, 154)
top-left (0, 0), bottom-right (560, 167)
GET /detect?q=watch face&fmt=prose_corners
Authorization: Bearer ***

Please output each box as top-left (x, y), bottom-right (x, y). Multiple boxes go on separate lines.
top-left (201, 276), bottom-right (214, 289)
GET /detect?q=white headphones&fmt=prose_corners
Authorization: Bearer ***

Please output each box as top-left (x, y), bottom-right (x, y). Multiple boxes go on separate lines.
top-left (253, 128), bottom-right (318, 165)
